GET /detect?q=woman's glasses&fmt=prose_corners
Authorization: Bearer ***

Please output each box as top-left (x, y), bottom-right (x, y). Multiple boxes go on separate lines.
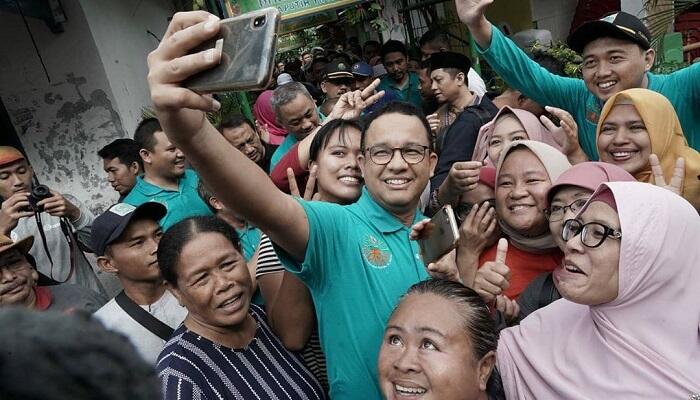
top-left (545, 198), bottom-right (588, 222)
top-left (562, 219), bottom-right (622, 248)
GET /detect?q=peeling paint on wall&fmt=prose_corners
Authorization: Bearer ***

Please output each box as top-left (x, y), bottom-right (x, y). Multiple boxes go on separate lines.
top-left (4, 72), bottom-right (126, 214)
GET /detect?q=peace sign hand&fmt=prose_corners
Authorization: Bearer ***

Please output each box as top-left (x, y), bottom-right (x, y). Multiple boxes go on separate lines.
top-left (287, 165), bottom-right (320, 201)
top-left (473, 238), bottom-right (510, 303)
top-left (649, 154), bottom-right (684, 195)
top-left (327, 78), bottom-right (385, 121)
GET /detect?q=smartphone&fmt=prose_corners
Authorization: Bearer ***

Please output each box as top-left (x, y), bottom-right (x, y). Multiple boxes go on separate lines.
top-left (185, 7), bottom-right (281, 93)
top-left (418, 205), bottom-right (460, 266)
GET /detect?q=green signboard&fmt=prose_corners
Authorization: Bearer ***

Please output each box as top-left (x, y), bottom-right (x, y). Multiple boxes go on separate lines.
top-left (235, 0), bottom-right (361, 20)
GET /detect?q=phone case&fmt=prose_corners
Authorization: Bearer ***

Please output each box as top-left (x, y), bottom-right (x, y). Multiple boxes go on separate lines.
top-left (185, 8), bottom-right (281, 93)
top-left (419, 205), bottom-right (461, 266)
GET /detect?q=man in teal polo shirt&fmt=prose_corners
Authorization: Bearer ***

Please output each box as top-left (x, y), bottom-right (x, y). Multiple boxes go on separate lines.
top-left (268, 82), bottom-right (322, 172)
top-left (124, 118), bottom-right (212, 230)
top-left (145, 18), bottom-right (456, 397)
top-left (456, 0), bottom-right (700, 159)
top-left (377, 40), bottom-right (424, 110)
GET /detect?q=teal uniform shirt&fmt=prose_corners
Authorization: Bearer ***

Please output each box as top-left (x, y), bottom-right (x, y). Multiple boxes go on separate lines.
top-left (378, 71), bottom-right (423, 110)
top-left (269, 134), bottom-right (299, 173)
top-left (236, 224), bottom-right (261, 261)
top-left (479, 25), bottom-right (700, 159)
top-left (275, 188), bottom-right (429, 400)
top-left (123, 169), bottom-right (213, 231)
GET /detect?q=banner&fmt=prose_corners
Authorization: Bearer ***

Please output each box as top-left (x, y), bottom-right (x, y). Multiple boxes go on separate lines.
top-left (234, 0), bottom-right (361, 20)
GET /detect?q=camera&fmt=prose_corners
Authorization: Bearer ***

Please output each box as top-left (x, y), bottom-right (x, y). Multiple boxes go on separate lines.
top-left (27, 184), bottom-right (52, 213)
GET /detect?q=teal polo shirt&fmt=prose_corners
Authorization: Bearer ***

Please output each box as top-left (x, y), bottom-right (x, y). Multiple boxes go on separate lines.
top-left (236, 224), bottom-right (261, 262)
top-left (275, 188), bottom-right (429, 400)
top-left (377, 71), bottom-right (423, 110)
top-left (478, 25), bottom-right (700, 158)
top-left (123, 169), bottom-right (213, 231)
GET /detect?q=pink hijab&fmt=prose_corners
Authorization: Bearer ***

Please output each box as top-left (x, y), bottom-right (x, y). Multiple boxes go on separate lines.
top-left (253, 90), bottom-right (287, 145)
top-left (497, 182), bottom-right (700, 398)
top-left (472, 106), bottom-right (563, 164)
top-left (546, 162), bottom-right (635, 206)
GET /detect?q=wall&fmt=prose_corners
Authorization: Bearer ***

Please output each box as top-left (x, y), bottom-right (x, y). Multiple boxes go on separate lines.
top-left (0, 0), bottom-right (124, 213)
top-left (79, 0), bottom-right (173, 134)
top-left (529, 0), bottom-right (578, 41)
top-left (622, 0), bottom-right (646, 17)
top-left (0, 0), bottom-right (173, 214)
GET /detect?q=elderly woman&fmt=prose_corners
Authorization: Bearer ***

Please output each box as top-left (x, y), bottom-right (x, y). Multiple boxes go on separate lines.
top-left (378, 278), bottom-right (503, 400)
top-left (497, 182), bottom-right (700, 397)
top-left (155, 217), bottom-right (324, 399)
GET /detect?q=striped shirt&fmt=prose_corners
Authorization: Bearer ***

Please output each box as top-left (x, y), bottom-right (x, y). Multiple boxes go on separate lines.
top-left (156, 304), bottom-right (325, 400)
top-left (256, 234), bottom-right (328, 392)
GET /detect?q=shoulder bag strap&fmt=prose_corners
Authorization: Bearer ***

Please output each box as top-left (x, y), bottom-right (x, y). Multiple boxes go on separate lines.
top-left (114, 290), bottom-right (174, 341)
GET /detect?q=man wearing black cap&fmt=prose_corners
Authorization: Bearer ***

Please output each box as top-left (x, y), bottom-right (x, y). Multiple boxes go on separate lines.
top-left (425, 51), bottom-right (498, 207)
top-left (319, 60), bottom-right (354, 116)
top-left (456, 0), bottom-right (700, 159)
top-left (92, 202), bottom-right (186, 364)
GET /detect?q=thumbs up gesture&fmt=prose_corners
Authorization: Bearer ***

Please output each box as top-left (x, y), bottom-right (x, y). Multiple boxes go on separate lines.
top-left (649, 154), bottom-right (684, 196)
top-left (473, 238), bottom-right (510, 303)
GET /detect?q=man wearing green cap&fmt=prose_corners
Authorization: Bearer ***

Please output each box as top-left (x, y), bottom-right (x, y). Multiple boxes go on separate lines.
top-left (456, 0), bottom-right (700, 158)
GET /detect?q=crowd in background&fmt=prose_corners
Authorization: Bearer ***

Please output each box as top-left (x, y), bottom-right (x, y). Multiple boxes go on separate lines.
top-left (0, 0), bottom-right (699, 399)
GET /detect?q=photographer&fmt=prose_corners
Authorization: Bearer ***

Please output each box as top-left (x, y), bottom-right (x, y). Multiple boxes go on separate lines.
top-left (0, 146), bottom-right (105, 295)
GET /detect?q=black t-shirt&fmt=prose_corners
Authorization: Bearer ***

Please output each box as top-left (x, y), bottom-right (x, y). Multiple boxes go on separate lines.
top-left (259, 142), bottom-right (278, 173)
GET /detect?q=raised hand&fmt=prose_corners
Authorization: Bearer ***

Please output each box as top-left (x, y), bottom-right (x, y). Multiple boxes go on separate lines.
top-left (147, 12), bottom-right (222, 141)
top-left (650, 154), bottom-right (684, 196)
top-left (426, 113), bottom-right (440, 137)
top-left (495, 294), bottom-right (520, 324)
top-left (540, 106), bottom-right (583, 158)
top-left (458, 201), bottom-right (497, 253)
top-left (438, 161), bottom-right (483, 205)
top-left (287, 165), bottom-right (319, 201)
top-left (0, 192), bottom-right (34, 234)
top-left (327, 78), bottom-right (384, 120)
top-left (473, 238), bottom-right (510, 303)
top-left (455, 0), bottom-right (494, 26)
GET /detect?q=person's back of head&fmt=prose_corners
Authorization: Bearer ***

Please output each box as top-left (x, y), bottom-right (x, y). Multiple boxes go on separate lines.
top-left (0, 308), bottom-right (160, 400)
top-left (98, 138), bottom-right (143, 171)
top-left (133, 118), bottom-right (162, 154)
top-left (419, 29), bottom-right (451, 58)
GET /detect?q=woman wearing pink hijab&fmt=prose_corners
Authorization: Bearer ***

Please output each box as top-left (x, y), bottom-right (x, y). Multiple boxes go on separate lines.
top-left (253, 90), bottom-right (288, 145)
top-left (497, 181), bottom-right (700, 398)
top-left (472, 106), bottom-right (563, 165)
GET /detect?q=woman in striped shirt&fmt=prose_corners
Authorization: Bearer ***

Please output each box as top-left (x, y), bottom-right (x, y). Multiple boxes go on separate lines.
top-left (155, 216), bottom-right (325, 400)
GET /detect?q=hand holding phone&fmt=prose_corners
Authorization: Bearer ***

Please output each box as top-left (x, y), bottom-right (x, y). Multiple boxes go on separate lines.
top-left (418, 205), bottom-right (460, 266)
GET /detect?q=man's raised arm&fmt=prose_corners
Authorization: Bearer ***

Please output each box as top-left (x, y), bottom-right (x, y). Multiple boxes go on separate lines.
top-left (146, 11), bottom-right (308, 260)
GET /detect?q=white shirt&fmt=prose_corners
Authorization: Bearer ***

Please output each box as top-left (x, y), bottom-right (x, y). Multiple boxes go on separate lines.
top-left (467, 68), bottom-right (487, 97)
top-left (93, 290), bottom-right (187, 364)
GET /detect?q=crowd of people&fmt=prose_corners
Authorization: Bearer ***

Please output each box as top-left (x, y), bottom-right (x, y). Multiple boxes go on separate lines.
top-left (0, 0), bottom-right (699, 398)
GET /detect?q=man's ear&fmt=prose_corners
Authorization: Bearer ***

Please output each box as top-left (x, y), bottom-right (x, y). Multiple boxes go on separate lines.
top-left (320, 81), bottom-right (329, 94)
top-left (477, 350), bottom-right (497, 391)
top-left (139, 149), bottom-right (152, 165)
top-left (643, 48), bottom-right (656, 72)
top-left (97, 255), bottom-right (119, 274)
top-left (209, 196), bottom-right (224, 212)
top-left (129, 161), bottom-right (141, 175)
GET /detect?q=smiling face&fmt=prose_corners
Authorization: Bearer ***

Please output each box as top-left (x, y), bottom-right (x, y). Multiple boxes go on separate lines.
top-left (170, 232), bottom-right (252, 330)
top-left (378, 293), bottom-right (492, 400)
top-left (548, 186), bottom-right (594, 250)
top-left (554, 201), bottom-right (620, 305)
top-left (496, 148), bottom-right (552, 236)
top-left (430, 69), bottom-right (464, 104)
top-left (311, 127), bottom-right (363, 205)
top-left (0, 249), bottom-right (38, 307)
top-left (100, 218), bottom-right (163, 284)
top-left (597, 104), bottom-right (651, 175)
top-left (103, 157), bottom-right (139, 196)
top-left (221, 123), bottom-right (265, 164)
top-left (142, 131), bottom-right (186, 180)
top-left (581, 38), bottom-right (654, 102)
top-left (359, 113), bottom-right (437, 217)
top-left (277, 94), bottom-right (320, 141)
top-left (487, 114), bottom-right (528, 164)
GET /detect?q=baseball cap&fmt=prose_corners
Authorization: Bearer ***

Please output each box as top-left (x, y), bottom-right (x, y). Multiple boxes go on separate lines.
top-left (90, 202), bottom-right (167, 256)
top-left (567, 12), bottom-right (652, 54)
top-left (322, 60), bottom-right (354, 81)
top-left (0, 146), bottom-right (25, 167)
top-left (0, 234), bottom-right (34, 257)
top-left (277, 73), bottom-right (293, 86)
top-left (351, 61), bottom-right (373, 77)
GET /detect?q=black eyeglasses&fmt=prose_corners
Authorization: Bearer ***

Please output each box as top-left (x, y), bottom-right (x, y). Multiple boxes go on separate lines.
top-left (545, 198), bottom-right (588, 222)
top-left (455, 199), bottom-right (496, 222)
top-left (364, 145), bottom-right (430, 165)
top-left (562, 219), bottom-right (622, 248)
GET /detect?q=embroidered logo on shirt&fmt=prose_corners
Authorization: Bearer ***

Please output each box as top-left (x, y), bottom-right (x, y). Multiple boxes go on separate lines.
top-left (361, 234), bottom-right (392, 269)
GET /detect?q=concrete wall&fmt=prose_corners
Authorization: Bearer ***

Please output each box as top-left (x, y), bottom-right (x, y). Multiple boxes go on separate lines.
top-left (530, 0), bottom-right (578, 41)
top-left (0, 0), bottom-right (173, 214)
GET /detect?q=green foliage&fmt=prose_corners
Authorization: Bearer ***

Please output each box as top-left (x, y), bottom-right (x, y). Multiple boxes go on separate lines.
top-left (140, 92), bottom-right (249, 127)
top-left (529, 41), bottom-right (583, 78)
top-left (653, 59), bottom-right (690, 73)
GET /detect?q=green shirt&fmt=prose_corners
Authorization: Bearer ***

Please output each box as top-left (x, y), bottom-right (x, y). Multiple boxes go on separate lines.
top-left (236, 224), bottom-right (261, 262)
top-left (378, 71), bottom-right (423, 110)
top-left (275, 188), bottom-right (429, 400)
top-left (123, 170), bottom-right (213, 231)
top-left (479, 25), bottom-right (700, 159)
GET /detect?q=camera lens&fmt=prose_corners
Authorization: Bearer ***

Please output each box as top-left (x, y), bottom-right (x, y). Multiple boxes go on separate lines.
top-left (33, 185), bottom-right (50, 198)
top-left (253, 16), bottom-right (265, 27)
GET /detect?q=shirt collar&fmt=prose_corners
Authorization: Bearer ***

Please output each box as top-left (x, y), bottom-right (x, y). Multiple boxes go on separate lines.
top-left (356, 187), bottom-right (424, 233)
top-left (134, 175), bottom-right (181, 196)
